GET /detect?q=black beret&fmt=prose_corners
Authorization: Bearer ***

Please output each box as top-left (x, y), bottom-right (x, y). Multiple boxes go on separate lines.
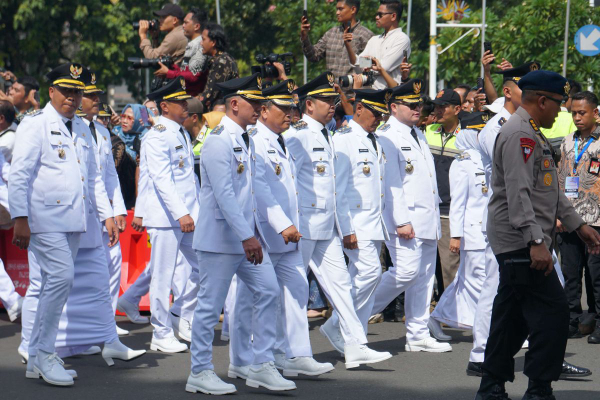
top-left (517, 70), bottom-right (569, 97)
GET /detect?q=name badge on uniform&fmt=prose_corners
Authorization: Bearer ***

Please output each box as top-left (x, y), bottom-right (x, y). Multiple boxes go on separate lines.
top-left (476, 172), bottom-right (485, 176)
top-left (589, 158), bottom-right (600, 175)
top-left (233, 147), bottom-right (243, 152)
top-left (268, 150), bottom-right (276, 154)
top-left (401, 147), bottom-right (411, 151)
top-left (313, 147), bottom-right (325, 151)
top-left (565, 176), bottom-right (579, 198)
top-left (51, 131), bottom-right (61, 135)
top-left (359, 149), bottom-right (369, 153)
top-left (175, 145), bottom-right (183, 150)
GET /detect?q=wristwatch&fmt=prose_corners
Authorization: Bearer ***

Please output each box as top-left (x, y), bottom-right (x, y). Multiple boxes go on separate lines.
top-left (529, 238), bottom-right (544, 246)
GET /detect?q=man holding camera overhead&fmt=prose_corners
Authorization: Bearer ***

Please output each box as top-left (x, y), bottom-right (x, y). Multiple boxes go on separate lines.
top-left (139, 3), bottom-right (188, 65)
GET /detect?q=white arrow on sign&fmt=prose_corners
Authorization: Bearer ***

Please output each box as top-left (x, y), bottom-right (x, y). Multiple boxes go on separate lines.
top-left (580, 28), bottom-right (600, 51)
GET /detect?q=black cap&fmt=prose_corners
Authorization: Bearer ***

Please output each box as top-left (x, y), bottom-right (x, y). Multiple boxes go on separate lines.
top-left (431, 88), bottom-right (462, 106)
top-left (147, 77), bottom-right (192, 102)
top-left (494, 61), bottom-right (541, 83)
top-left (460, 111), bottom-right (490, 131)
top-left (45, 63), bottom-right (87, 90)
top-left (262, 79), bottom-right (296, 106)
top-left (82, 68), bottom-right (104, 95)
top-left (354, 88), bottom-right (391, 114)
top-left (517, 70), bottom-right (569, 97)
top-left (217, 73), bottom-right (264, 101)
top-left (98, 103), bottom-right (112, 117)
top-left (294, 71), bottom-right (338, 102)
top-left (154, 3), bottom-right (185, 20)
top-left (389, 79), bottom-right (423, 103)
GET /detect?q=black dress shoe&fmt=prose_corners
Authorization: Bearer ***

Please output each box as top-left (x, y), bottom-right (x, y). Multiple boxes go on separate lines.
top-left (522, 380), bottom-right (556, 400)
top-left (467, 361), bottom-right (483, 377)
top-left (559, 360), bottom-right (592, 379)
top-left (587, 326), bottom-right (600, 344)
top-left (568, 325), bottom-right (582, 339)
top-left (474, 377), bottom-right (510, 400)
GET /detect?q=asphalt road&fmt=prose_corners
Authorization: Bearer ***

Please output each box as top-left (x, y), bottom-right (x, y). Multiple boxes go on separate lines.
top-left (1, 312), bottom-right (598, 400)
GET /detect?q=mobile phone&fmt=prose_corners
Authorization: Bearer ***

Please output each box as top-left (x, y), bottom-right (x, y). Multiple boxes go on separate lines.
top-left (140, 107), bottom-right (149, 126)
top-left (484, 41), bottom-right (492, 55)
top-left (477, 77), bottom-right (484, 91)
top-left (33, 89), bottom-right (40, 104)
top-left (359, 57), bottom-right (372, 69)
top-left (403, 50), bottom-right (408, 61)
top-left (302, 9), bottom-right (308, 22)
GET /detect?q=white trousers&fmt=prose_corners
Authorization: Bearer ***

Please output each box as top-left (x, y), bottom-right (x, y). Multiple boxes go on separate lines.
top-left (331, 240), bottom-right (383, 334)
top-left (372, 236), bottom-right (437, 342)
top-left (221, 275), bottom-right (238, 338)
top-left (0, 259), bottom-right (20, 310)
top-left (147, 228), bottom-right (199, 339)
top-left (301, 236), bottom-right (367, 345)
top-left (103, 231), bottom-right (122, 314)
top-left (26, 232), bottom-right (80, 356)
top-left (229, 250), bottom-right (311, 366)
top-left (191, 251), bottom-right (279, 373)
top-left (432, 248), bottom-right (486, 329)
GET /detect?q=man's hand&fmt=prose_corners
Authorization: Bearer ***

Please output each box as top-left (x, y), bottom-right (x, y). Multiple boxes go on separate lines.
top-left (449, 237), bottom-right (461, 254)
top-left (26, 89), bottom-right (40, 110)
top-left (497, 58), bottom-right (513, 71)
top-left (0, 91), bottom-right (11, 103)
top-left (576, 224), bottom-right (600, 255)
top-left (343, 26), bottom-right (353, 45)
top-left (473, 88), bottom-right (487, 111)
top-left (352, 73), bottom-right (364, 89)
top-left (343, 233), bottom-right (358, 250)
top-left (529, 242), bottom-right (553, 276)
top-left (300, 16), bottom-right (311, 40)
top-left (482, 50), bottom-right (495, 74)
top-left (110, 110), bottom-right (121, 127)
top-left (400, 56), bottom-right (412, 82)
top-left (115, 215), bottom-right (127, 232)
top-left (138, 20), bottom-right (150, 39)
top-left (13, 217), bottom-right (30, 250)
top-left (154, 62), bottom-right (170, 78)
top-left (556, 219), bottom-right (566, 233)
top-left (396, 224), bottom-right (415, 240)
top-left (272, 62), bottom-right (288, 81)
top-left (132, 217), bottom-right (145, 233)
top-left (179, 214), bottom-right (195, 233)
top-left (281, 225), bottom-right (302, 244)
top-left (0, 70), bottom-right (16, 82)
top-left (105, 218), bottom-right (120, 248)
top-left (242, 237), bottom-right (263, 265)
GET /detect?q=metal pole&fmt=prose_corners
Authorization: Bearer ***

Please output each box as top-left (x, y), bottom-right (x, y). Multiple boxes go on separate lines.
top-left (216, 0), bottom-right (221, 25)
top-left (429, 0), bottom-right (437, 97)
top-left (563, 0), bottom-right (571, 77)
top-left (481, 0), bottom-right (486, 77)
top-left (407, 0), bottom-right (412, 38)
top-left (304, 0), bottom-right (308, 84)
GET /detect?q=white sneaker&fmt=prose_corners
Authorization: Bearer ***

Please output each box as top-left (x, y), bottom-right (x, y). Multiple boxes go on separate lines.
top-left (7, 296), bottom-right (23, 322)
top-left (427, 318), bottom-right (452, 342)
top-left (26, 354), bottom-right (77, 379)
top-left (150, 336), bottom-right (188, 353)
top-left (33, 351), bottom-right (74, 386)
top-left (186, 370), bottom-right (237, 395)
top-left (273, 353), bottom-right (286, 370)
top-left (228, 364), bottom-right (250, 379)
top-left (319, 319), bottom-right (345, 355)
top-left (344, 344), bottom-right (392, 369)
top-left (171, 314), bottom-right (192, 342)
top-left (246, 361), bottom-right (297, 391)
top-left (117, 297), bottom-right (149, 324)
top-left (405, 336), bottom-right (452, 353)
top-left (282, 357), bottom-right (335, 377)
top-left (116, 325), bottom-right (130, 336)
top-left (80, 346), bottom-right (102, 356)
top-left (102, 340), bottom-right (146, 366)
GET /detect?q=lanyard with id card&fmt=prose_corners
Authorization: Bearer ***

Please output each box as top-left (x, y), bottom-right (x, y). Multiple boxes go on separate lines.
top-left (567, 136), bottom-right (594, 199)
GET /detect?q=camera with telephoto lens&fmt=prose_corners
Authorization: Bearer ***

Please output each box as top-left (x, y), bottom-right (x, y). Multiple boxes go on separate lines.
top-left (132, 19), bottom-right (159, 31)
top-left (127, 56), bottom-right (175, 91)
top-left (251, 53), bottom-right (295, 79)
top-left (338, 71), bottom-right (375, 88)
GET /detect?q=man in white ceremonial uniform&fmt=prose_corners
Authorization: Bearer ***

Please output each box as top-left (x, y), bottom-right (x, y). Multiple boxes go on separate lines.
top-left (10, 63), bottom-right (119, 386)
top-left (187, 74), bottom-right (295, 395)
top-left (286, 71), bottom-right (391, 368)
top-left (227, 80), bottom-right (334, 380)
top-left (371, 79), bottom-right (451, 353)
top-left (141, 78), bottom-right (200, 353)
top-left (327, 88), bottom-right (392, 336)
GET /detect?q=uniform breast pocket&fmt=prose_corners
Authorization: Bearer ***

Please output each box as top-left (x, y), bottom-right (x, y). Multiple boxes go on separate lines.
top-left (311, 152), bottom-right (330, 177)
top-left (357, 155), bottom-right (376, 178)
top-left (75, 138), bottom-right (90, 164)
top-left (266, 154), bottom-right (283, 181)
top-left (350, 199), bottom-right (371, 210)
top-left (44, 191), bottom-right (73, 206)
top-left (48, 135), bottom-right (70, 162)
top-left (233, 153), bottom-right (249, 179)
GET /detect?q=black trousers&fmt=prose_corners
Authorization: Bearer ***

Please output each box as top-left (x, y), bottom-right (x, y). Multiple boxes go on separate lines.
top-left (557, 230), bottom-right (599, 325)
top-left (482, 248), bottom-right (569, 382)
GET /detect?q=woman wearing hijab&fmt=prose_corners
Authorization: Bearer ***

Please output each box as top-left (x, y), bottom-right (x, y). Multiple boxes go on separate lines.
top-left (112, 104), bottom-right (151, 160)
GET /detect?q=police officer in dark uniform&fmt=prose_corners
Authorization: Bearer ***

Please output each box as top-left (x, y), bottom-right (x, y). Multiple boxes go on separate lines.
top-left (476, 71), bottom-right (600, 399)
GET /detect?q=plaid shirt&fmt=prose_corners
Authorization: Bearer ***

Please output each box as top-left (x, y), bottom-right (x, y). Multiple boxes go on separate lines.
top-left (301, 22), bottom-right (373, 79)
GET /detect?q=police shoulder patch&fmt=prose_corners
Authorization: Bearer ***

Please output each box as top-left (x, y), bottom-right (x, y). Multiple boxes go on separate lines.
top-left (335, 126), bottom-right (352, 135)
top-left (378, 123), bottom-right (391, 132)
top-left (154, 124), bottom-right (166, 132)
top-left (211, 125), bottom-right (224, 135)
top-left (292, 120), bottom-right (308, 130)
top-left (248, 127), bottom-right (258, 137)
top-left (498, 117), bottom-right (507, 126)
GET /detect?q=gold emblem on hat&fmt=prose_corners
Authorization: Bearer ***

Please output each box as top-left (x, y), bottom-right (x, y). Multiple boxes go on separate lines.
top-left (91, 73), bottom-right (96, 85)
top-left (414, 81), bottom-right (422, 94)
top-left (363, 165), bottom-right (371, 174)
top-left (58, 149), bottom-right (66, 159)
top-left (237, 163), bottom-right (245, 174)
top-left (180, 77), bottom-right (186, 91)
top-left (327, 73), bottom-right (335, 87)
top-left (405, 160), bottom-right (414, 173)
top-left (530, 63), bottom-right (539, 71)
top-left (385, 91), bottom-right (392, 104)
top-left (275, 164), bottom-right (282, 175)
top-left (317, 165), bottom-right (325, 174)
top-left (564, 81), bottom-right (571, 96)
top-left (70, 64), bottom-right (82, 79)
top-left (257, 76), bottom-right (263, 90)
top-left (287, 80), bottom-right (295, 94)
top-left (482, 185), bottom-right (489, 194)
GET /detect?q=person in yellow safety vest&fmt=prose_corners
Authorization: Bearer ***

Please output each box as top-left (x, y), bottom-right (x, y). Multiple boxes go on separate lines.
top-left (541, 79), bottom-right (582, 157)
top-left (192, 111), bottom-right (225, 156)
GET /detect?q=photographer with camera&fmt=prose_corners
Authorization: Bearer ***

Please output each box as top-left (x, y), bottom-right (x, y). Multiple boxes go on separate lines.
top-left (154, 8), bottom-right (208, 97)
top-left (138, 3), bottom-right (187, 65)
top-left (0, 73), bottom-right (40, 123)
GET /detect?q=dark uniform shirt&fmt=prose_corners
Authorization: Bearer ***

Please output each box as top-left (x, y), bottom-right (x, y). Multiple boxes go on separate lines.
top-left (199, 51), bottom-right (239, 110)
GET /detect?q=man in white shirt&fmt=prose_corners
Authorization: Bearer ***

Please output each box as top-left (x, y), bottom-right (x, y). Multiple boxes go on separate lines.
top-left (0, 100), bottom-right (16, 163)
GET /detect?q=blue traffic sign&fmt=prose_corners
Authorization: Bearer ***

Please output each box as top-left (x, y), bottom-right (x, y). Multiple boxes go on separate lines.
top-left (575, 25), bottom-right (600, 56)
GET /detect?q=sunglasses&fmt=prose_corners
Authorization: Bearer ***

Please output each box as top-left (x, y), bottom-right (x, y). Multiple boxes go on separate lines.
top-left (536, 92), bottom-right (564, 106)
top-left (397, 102), bottom-right (422, 110)
top-left (375, 12), bottom-right (395, 18)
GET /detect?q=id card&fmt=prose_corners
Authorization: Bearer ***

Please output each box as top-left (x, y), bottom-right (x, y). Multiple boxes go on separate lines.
top-left (565, 176), bottom-right (579, 199)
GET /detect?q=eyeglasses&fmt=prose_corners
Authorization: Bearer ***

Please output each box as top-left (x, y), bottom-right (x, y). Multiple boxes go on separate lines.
top-left (535, 92), bottom-right (564, 106)
top-left (375, 12), bottom-right (395, 18)
top-left (397, 102), bottom-right (422, 110)
top-left (120, 114), bottom-right (134, 121)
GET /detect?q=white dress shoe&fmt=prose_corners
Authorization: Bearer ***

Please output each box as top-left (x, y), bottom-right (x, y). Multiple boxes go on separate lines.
top-left (150, 336), bottom-right (188, 353)
top-left (344, 344), bottom-right (392, 369)
top-left (227, 364), bottom-right (250, 379)
top-left (117, 297), bottom-right (149, 324)
top-left (7, 296), bottom-right (23, 322)
top-left (246, 362), bottom-right (296, 391)
top-left (273, 353), bottom-right (286, 370)
top-left (186, 370), bottom-right (237, 395)
top-left (282, 357), bottom-right (335, 377)
top-left (405, 336), bottom-right (452, 353)
top-left (171, 314), bottom-right (192, 342)
top-left (427, 318), bottom-right (452, 342)
top-left (33, 351), bottom-right (74, 386)
top-left (19, 348), bottom-right (28, 364)
top-left (102, 340), bottom-right (146, 366)
top-left (26, 355), bottom-right (77, 379)
top-left (81, 346), bottom-right (102, 356)
top-left (116, 325), bottom-right (130, 336)
top-left (319, 319), bottom-right (345, 355)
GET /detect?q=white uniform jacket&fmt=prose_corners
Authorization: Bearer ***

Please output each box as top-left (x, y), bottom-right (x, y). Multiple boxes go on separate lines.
top-left (333, 119), bottom-right (389, 241)
top-left (134, 138), bottom-right (148, 219)
top-left (285, 115), bottom-right (350, 240)
top-left (252, 121), bottom-right (298, 253)
top-left (141, 116), bottom-right (200, 228)
top-left (377, 116), bottom-right (441, 240)
top-left (193, 116), bottom-right (266, 254)
top-left (9, 103), bottom-right (112, 233)
top-left (449, 149), bottom-right (488, 250)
